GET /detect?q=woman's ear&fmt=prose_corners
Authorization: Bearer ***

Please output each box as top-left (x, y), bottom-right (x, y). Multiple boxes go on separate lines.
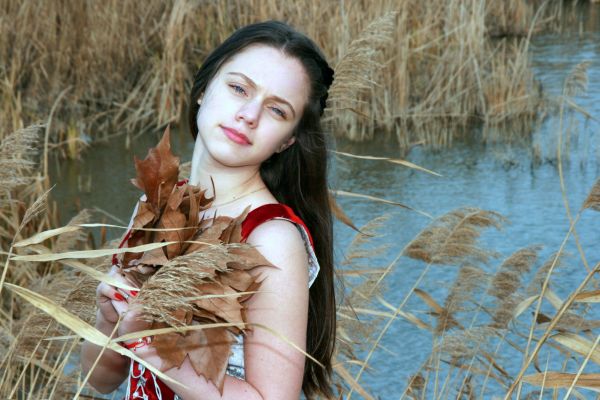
top-left (197, 94), bottom-right (204, 106)
top-left (277, 136), bottom-right (296, 153)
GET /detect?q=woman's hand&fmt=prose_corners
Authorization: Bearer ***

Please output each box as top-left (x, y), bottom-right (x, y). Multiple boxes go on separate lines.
top-left (95, 265), bottom-right (150, 339)
top-left (82, 264), bottom-right (143, 393)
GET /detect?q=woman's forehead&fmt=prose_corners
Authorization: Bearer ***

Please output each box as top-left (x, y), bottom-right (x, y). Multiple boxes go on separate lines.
top-left (218, 45), bottom-right (310, 108)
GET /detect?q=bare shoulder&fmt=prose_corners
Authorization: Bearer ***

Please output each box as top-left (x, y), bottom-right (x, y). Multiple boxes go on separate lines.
top-left (245, 219), bottom-right (309, 283)
top-left (243, 220), bottom-right (309, 397)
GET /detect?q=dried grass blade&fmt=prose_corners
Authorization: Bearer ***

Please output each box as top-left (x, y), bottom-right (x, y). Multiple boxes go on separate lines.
top-left (552, 333), bottom-right (600, 365)
top-left (339, 268), bottom-right (387, 276)
top-left (5, 283), bottom-right (106, 344)
top-left (59, 259), bottom-right (138, 291)
top-left (14, 226), bottom-right (81, 248)
top-left (78, 223), bottom-right (197, 232)
top-left (376, 297), bottom-right (431, 331)
top-left (565, 98), bottom-right (599, 122)
top-left (181, 291), bottom-right (261, 301)
top-left (544, 288), bottom-right (564, 310)
top-left (513, 295), bottom-right (539, 319)
top-left (339, 305), bottom-right (393, 319)
top-left (10, 241), bottom-right (176, 262)
top-left (523, 372), bottom-right (600, 391)
top-left (413, 288), bottom-right (445, 314)
top-left (113, 322), bottom-right (246, 343)
top-left (333, 190), bottom-right (432, 218)
top-left (114, 322), bottom-right (323, 368)
top-left (574, 290), bottom-right (600, 303)
top-left (253, 323), bottom-right (324, 368)
top-left (14, 355), bottom-right (55, 375)
top-left (329, 193), bottom-right (361, 232)
top-left (333, 364), bottom-right (375, 400)
top-left (332, 150), bottom-right (442, 176)
top-left (5, 283), bottom-right (183, 387)
top-left (43, 335), bottom-right (79, 341)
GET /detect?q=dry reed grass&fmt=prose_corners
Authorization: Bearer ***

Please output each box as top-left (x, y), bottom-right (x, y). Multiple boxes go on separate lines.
top-left (1, 3), bottom-right (598, 398)
top-left (0, 0), bottom-right (562, 155)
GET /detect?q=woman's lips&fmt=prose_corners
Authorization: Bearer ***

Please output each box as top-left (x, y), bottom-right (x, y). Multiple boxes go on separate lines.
top-left (221, 126), bottom-right (251, 145)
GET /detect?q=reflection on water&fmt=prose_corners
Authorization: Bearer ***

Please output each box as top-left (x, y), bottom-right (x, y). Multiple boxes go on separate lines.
top-left (49, 3), bottom-right (600, 398)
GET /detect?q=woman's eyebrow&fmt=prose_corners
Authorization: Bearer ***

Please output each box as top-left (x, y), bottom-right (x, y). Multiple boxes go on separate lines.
top-left (226, 72), bottom-right (296, 117)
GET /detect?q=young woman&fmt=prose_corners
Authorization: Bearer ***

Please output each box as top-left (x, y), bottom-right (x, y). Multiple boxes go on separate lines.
top-left (81, 21), bottom-right (336, 399)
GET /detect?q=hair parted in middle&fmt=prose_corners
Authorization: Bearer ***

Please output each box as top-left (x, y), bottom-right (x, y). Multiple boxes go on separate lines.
top-left (188, 20), bottom-right (336, 399)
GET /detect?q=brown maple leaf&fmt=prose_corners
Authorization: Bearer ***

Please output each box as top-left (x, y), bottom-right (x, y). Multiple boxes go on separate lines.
top-left (187, 328), bottom-right (234, 393)
top-left (131, 126), bottom-right (180, 212)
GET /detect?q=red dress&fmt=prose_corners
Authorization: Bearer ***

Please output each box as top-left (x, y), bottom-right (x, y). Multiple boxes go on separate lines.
top-left (118, 203), bottom-right (315, 400)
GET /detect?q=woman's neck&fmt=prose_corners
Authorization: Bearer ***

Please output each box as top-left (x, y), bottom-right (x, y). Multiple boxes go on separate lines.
top-left (188, 142), bottom-right (266, 205)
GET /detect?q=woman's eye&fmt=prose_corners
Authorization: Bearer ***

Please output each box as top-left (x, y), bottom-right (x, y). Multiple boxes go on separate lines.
top-left (270, 107), bottom-right (286, 118)
top-left (229, 84), bottom-right (246, 96)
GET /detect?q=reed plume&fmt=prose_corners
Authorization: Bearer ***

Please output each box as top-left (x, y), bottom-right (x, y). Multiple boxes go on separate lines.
top-left (135, 245), bottom-right (246, 327)
top-left (489, 246), bottom-right (539, 298)
top-left (435, 326), bottom-right (497, 365)
top-left (486, 247), bottom-right (539, 329)
top-left (581, 178), bottom-right (600, 212)
top-left (324, 12), bottom-right (396, 138)
top-left (0, 125), bottom-right (40, 206)
top-left (405, 207), bottom-right (504, 265)
top-left (435, 264), bottom-right (489, 336)
top-left (526, 252), bottom-right (564, 296)
top-left (564, 61), bottom-right (591, 98)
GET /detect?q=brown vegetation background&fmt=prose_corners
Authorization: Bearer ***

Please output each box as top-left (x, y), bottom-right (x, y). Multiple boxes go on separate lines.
top-left (1, 1), bottom-right (600, 399)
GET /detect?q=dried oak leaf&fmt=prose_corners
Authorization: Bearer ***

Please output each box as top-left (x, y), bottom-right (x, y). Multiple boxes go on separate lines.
top-left (188, 328), bottom-right (234, 393)
top-left (154, 207), bottom-right (187, 259)
top-left (131, 126), bottom-right (180, 212)
top-left (192, 283), bottom-right (245, 330)
top-left (153, 324), bottom-right (234, 393)
top-left (228, 245), bottom-right (274, 270)
top-left (132, 201), bottom-right (157, 229)
top-left (138, 247), bottom-right (170, 266)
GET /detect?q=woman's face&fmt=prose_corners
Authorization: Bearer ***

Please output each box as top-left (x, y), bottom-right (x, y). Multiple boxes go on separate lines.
top-left (195, 44), bottom-right (310, 169)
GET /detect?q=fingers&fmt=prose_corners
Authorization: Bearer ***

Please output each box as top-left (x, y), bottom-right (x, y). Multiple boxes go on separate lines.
top-left (96, 265), bottom-right (139, 324)
top-left (119, 306), bottom-right (152, 336)
top-left (97, 281), bottom-right (128, 303)
top-left (114, 288), bottom-right (140, 302)
top-left (96, 265), bottom-right (148, 335)
top-left (97, 266), bottom-right (140, 303)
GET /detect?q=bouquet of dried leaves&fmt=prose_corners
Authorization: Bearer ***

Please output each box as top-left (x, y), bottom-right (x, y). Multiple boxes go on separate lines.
top-left (116, 127), bottom-right (271, 391)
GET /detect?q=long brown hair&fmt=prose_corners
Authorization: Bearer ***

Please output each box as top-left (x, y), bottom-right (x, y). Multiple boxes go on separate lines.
top-left (188, 21), bottom-right (335, 399)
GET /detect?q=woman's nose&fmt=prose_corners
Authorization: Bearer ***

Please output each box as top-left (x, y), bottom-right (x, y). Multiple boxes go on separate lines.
top-left (235, 100), bottom-right (261, 128)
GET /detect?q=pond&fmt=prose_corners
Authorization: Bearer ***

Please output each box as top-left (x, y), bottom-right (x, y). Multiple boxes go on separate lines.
top-left (49, 3), bottom-right (600, 398)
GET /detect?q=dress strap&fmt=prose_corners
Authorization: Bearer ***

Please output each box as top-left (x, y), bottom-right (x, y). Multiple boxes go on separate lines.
top-left (240, 203), bottom-right (314, 247)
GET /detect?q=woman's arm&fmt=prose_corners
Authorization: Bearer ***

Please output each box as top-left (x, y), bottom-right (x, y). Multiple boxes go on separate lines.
top-left (81, 199), bottom-right (146, 393)
top-left (80, 267), bottom-right (131, 393)
top-left (131, 219), bottom-right (310, 399)
top-left (242, 219), bottom-right (309, 398)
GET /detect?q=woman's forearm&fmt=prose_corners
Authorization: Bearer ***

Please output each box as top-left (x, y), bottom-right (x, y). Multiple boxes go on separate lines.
top-left (80, 313), bottom-right (129, 393)
top-left (136, 351), bottom-right (263, 400)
